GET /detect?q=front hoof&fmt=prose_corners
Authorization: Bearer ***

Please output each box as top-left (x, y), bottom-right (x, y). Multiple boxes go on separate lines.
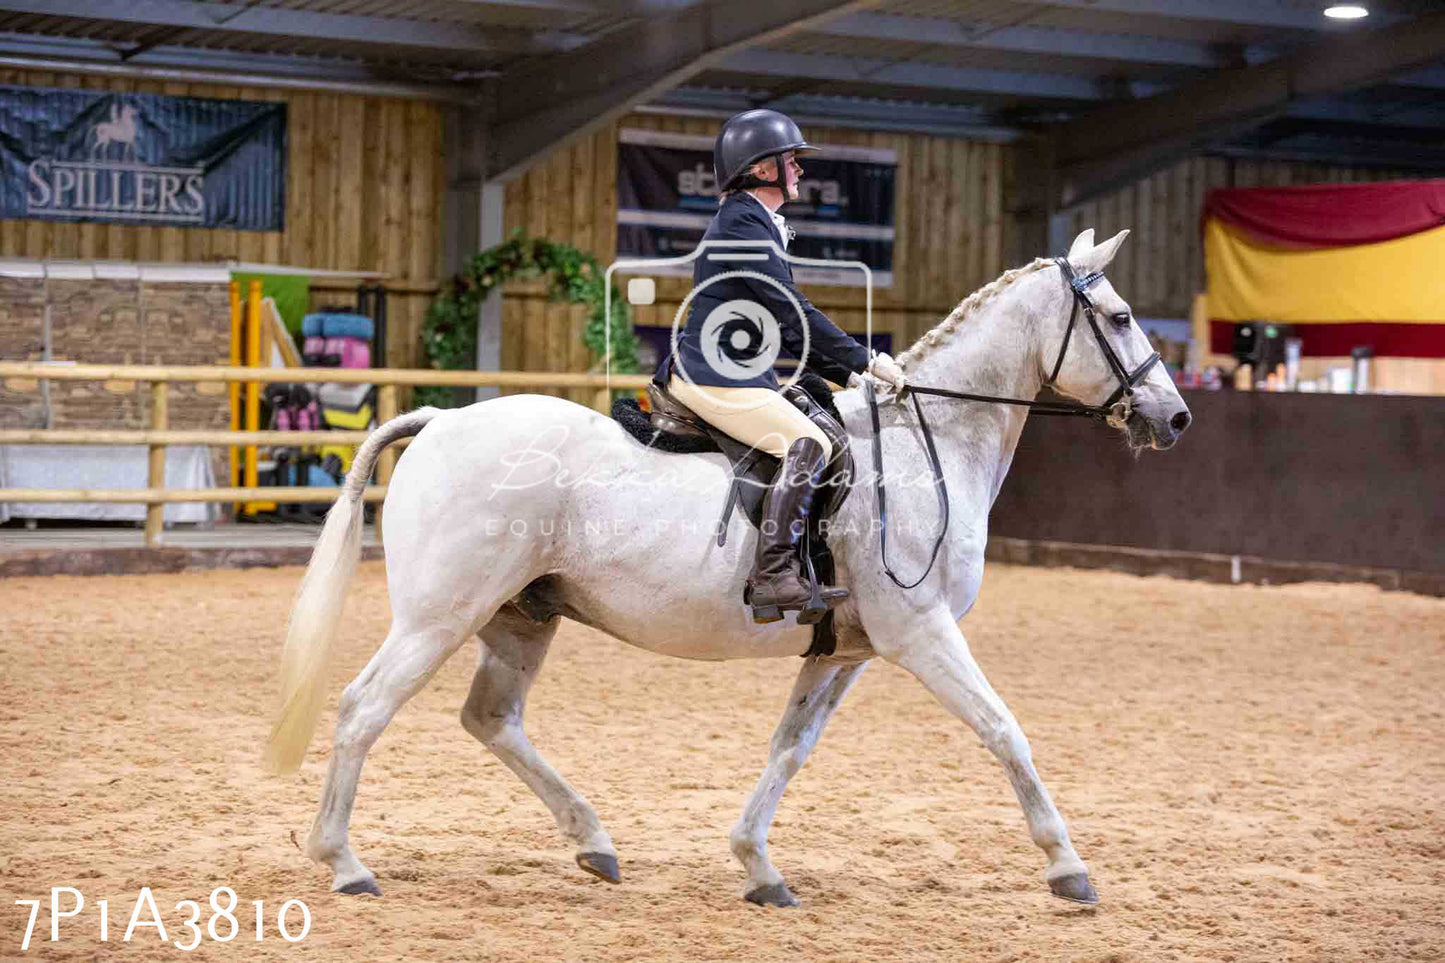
top-left (576, 852), bottom-right (621, 884)
top-left (1048, 872), bottom-right (1099, 904)
top-left (744, 882), bottom-right (800, 907)
top-left (336, 877), bottom-right (383, 897)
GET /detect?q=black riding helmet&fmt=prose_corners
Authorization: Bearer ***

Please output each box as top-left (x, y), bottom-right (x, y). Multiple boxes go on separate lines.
top-left (713, 108), bottom-right (819, 193)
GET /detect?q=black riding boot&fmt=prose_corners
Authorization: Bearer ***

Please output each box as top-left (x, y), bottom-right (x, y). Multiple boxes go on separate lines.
top-left (745, 437), bottom-right (848, 625)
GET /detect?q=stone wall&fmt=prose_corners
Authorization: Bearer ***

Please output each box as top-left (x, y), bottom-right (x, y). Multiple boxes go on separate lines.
top-left (0, 271), bottom-right (231, 431)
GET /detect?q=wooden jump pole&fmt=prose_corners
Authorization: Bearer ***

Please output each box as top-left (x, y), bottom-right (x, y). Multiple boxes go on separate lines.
top-left (144, 382), bottom-right (168, 547)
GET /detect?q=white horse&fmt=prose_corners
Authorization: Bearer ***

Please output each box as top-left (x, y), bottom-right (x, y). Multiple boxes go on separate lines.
top-left (264, 229), bottom-right (1190, 907)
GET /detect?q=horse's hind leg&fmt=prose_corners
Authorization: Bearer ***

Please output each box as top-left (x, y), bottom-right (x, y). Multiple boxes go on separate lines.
top-left (461, 606), bottom-right (619, 883)
top-left (305, 620), bottom-right (472, 895)
top-left (731, 656), bottom-right (868, 906)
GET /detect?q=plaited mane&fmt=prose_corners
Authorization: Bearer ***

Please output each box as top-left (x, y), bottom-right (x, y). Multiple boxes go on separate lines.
top-left (898, 258), bottom-right (1053, 369)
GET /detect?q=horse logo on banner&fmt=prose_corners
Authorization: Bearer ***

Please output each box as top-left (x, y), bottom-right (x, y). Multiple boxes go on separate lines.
top-left (89, 103), bottom-right (140, 161)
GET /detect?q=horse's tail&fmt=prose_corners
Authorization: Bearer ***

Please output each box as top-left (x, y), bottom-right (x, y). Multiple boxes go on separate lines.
top-left (263, 406), bottom-right (442, 774)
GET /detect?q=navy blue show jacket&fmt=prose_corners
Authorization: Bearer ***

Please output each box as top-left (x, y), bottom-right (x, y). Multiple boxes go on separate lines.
top-left (652, 192), bottom-right (871, 390)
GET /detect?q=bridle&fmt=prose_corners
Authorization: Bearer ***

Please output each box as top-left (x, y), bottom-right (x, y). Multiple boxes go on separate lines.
top-left (866, 257), bottom-right (1162, 589)
top-left (1046, 257), bottom-right (1162, 417)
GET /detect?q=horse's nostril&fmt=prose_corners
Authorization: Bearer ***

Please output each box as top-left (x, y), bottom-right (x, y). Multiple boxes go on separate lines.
top-left (1170, 410), bottom-right (1191, 433)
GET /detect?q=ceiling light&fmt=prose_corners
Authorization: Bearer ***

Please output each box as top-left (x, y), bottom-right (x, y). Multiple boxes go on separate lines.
top-left (1323, 5), bottom-right (1369, 18)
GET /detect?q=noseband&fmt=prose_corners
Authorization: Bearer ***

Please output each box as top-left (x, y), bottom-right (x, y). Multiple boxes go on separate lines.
top-left (867, 258), bottom-right (1163, 589)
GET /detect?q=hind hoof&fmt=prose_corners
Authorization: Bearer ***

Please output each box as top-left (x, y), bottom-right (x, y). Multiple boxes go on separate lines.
top-left (576, 852), bottom-right (621, 884)
top-left (336, 877), bottom-right (383, 897)
top-left (1048, 872), bottom-right (1099, 904)
top-left (744, 882), bottom-right (799, 907)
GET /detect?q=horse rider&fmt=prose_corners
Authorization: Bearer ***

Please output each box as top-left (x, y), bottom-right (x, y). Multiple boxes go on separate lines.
top-left (653, 108), bottom-right (907, 624)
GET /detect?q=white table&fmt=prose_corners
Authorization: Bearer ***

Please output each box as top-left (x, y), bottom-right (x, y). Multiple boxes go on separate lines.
top-left (0, 444), bottom-right (217, 524)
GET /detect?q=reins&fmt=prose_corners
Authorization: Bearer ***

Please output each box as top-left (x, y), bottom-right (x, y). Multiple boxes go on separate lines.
top-left (867, 258), bottom-right (1162, 590)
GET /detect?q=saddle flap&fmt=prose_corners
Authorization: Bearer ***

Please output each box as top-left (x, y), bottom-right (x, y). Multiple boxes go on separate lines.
top-left (646, 383), bottom-right (711, 439)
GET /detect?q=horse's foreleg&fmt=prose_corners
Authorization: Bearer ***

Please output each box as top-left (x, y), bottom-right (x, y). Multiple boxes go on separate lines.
top-left (731, 656), bottom-right (868, 907)
top-left (461, 607), bottom-right (619, 883)
top-left (888, 608), bottom-right (1097, 904)
top-left (305, 621), bottom-right (470, 896)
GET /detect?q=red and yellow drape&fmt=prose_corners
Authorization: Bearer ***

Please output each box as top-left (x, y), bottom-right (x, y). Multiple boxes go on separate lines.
top-left (1204, 180), bottom-right (1445, 357)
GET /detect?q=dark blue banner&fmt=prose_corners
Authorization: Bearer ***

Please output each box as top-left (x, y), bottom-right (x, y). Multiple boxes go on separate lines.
top-left (616, 127), bottom-right (896, 287)
top-left (0, 86), bottom-right (286, 230)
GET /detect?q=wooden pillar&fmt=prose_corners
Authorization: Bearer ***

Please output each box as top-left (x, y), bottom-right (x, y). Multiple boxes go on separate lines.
top-left (228, 280), bottom-right (241, 493)
top-left (145, 381), bottom-right (168, 547)
top-left (243, 280), bottom-right (262, 513)
top-left (374, 384), bottom-right (398, 542)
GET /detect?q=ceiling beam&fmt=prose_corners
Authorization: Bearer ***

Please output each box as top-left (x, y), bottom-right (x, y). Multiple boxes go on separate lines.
top-left (647, 86), bottom-right (1018, 139)
top-left (486, 0), bottom-right (874, 181)
top-left (1024, 0), bottom-right (1402, 32)
top-left (0, 0), bottom-right (587, 56)
top-left (713, 48), bottom-right (1167, 101)
top-left (1050, 11), bottom-right (1445, 207)
top-left (811, 12), bottom-right (1256, 69)
top-left (0, 32), bottom-right (481, 99)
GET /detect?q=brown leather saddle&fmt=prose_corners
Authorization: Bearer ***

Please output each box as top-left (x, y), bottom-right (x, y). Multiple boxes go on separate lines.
top-left (645, 380), bottom-right (855, 542)
top-left (611, 374), bottom-right (855, 657)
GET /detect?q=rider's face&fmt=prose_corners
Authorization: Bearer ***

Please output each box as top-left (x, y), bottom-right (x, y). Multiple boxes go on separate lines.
top-left (755, 152), bottom-right (803, 200)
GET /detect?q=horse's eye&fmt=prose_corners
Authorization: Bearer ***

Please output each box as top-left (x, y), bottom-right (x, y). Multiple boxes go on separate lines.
top-left (1112, 312), bottom-right (1131, 327)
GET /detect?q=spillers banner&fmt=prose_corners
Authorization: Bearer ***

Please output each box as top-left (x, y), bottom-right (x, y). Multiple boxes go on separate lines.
top-left (616, 127), bottom-right (896, 287)
top-left (0, 86), bottom-right (286, 230)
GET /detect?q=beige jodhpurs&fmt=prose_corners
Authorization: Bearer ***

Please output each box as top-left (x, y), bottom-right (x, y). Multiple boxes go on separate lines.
top-left (667, 376), bottom-right (832, 461)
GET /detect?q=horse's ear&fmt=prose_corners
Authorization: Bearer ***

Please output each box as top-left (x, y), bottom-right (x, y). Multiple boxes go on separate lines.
top-left (1067, 229), bottom-right (1095, 259)
top-left (1075, 229), bottom-right (1129, 273)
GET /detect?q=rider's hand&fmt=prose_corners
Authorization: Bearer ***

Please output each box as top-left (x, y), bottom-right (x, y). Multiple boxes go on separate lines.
top-left (867, 351), bottom-right (907, 391)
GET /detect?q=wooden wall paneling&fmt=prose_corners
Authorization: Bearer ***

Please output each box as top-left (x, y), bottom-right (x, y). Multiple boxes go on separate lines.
top-left (984, 143), bottom-right (1004, 281)
top-left (592, 121), bottom-right (617, 267)
top-left (310, 93), bottom-right (339, 272)
top-left (1133, 175), bottom-right (1153, 310)
top-left (503, 163), bottom-right (526, 238)
top-left (282, 91), bottom-right (314, 268)
top-left (570, 132), bottom-right (596, 393)
top-left (999, 142), bottom-right (1017, 271)
top-left (926, 135), bottom-right (951, 307)
top-left (967, 141), bottom-right (988, 292)
top-left (544, 146), bottom-right (573, 385)
top-left (944, 138), bottom-right (970, 307)
top-left (381, 99), bottom-right (410, 295)
top-left (1102, 190), bottom-right (1119, 262)
top-left (887, 133), bottom-right (911, 310)
top-left (1147, 171), bottom-right (1166, 314)
top-left (334, 96), bottom-right (365, 270)
top-left (500, 294), bottom-right (524, 383)
top-left (523, 295), bottom-right (548, 390)
top-left (901, 133), bottom-right (924, 303)
top-left (1168, 161), bottom-right (1189, 313)
top-left (358, 95), bottom-right (385, 273)
top-left (407, 101), bottom-right (439, 293)
top-left (1186, 158), bottom-right (1206, 298)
